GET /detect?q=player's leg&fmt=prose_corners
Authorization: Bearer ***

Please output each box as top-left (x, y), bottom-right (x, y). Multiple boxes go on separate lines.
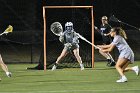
top-left (115, 58), bottom-right (128, 82)
top-left (99, 50), bottom-right (109, 58)
top-left (52, 48), bottom-right (68, 71)
top-left (99, 50), bottom-right (115, 66)
top-left (0, 55), bottom-right (11, 77)
top-left (102, 40), bottom-right (115, 66)
top-left (73, 48), bottom-right (84, 70)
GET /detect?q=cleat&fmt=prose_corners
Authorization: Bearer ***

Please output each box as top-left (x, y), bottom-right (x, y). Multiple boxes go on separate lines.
top-left (6, 72), bottom-right (12, 77)
top-left (81, 66), bottom-right (84, 70)
top-left (107, 59), bottom-right (111, 66)
top-left (116, 76), bottom-right (127, 83)
top-left (133, 66), bottom-right (139, 76)
top-left (116, 78), bottom-right (127, 83)
top-left (107, 59), bottom-right (116, 67)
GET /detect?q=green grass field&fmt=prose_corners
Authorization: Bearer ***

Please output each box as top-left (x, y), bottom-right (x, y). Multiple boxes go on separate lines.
top-left (0, 62), bottom-right (140, 93)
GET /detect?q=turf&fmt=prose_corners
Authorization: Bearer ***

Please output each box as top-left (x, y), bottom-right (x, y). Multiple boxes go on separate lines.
top-left (0, 62), bottom-right (140, 93)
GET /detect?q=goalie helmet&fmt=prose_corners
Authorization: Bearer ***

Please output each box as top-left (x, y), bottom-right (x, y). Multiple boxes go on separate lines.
top-left (65, 22), bottom-right (74, 32)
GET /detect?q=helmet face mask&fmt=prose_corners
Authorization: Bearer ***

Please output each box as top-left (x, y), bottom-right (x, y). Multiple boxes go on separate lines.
top-left (65, 22), bottom-right (73, 32)
top-left (66, 26), bottom-right (73, 31)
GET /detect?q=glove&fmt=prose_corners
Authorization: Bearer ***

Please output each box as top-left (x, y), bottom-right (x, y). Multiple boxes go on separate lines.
top-left (59, 33), bottom-right (64, 43)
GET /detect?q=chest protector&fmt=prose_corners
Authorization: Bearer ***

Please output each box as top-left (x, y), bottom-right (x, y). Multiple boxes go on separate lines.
top-left (64, 31), bottom-right (79, 44)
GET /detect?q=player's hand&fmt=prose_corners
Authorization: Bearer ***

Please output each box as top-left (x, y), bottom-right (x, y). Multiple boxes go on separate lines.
top-left (104, 34), bottom-right (107, 36)
top-left (94, 26), bottom-right (98, 30)
top-left (59, 32), bottom-right (63, 36)
top-left (94, 46), bottom-right (98, 49)
top-left (97, 45), bottom-right (101, 48)
top-left (59, 33), bottom-right (64, 43)
top-left (101, 49), bottom-right (108, 53)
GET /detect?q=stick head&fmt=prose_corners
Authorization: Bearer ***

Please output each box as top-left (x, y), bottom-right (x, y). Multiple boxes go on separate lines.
top-left (4, 25), bottom-right (13, 34)
top-left (50, 22), bottom-right (63, 36)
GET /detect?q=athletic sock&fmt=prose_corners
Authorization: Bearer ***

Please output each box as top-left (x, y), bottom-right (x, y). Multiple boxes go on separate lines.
top-left (80, 63), bottom-right (83, 67)
top-left (80, 63), bottom-right (84, 70)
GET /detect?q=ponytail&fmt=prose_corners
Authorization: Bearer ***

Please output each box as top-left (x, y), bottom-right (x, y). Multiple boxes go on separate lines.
top-left (120, 28), bottom-right (127, 39)
top-left (113, 27), bottom-right (127, 39)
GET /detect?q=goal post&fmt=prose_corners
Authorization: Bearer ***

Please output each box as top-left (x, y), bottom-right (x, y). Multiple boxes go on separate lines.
top-left (43, 6), bottom-right (94, 70)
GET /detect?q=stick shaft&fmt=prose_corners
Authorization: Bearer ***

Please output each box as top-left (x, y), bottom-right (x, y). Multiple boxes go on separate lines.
top-left (77, 33), bottom-right (101, 49)
top-left (77, 33), bottom-right (114, 61)
top-left (0, 32), bottom-right (5, 36)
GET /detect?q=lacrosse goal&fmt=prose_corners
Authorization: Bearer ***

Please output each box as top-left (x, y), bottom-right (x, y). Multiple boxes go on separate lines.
top-left (43, 6), bottom-right (94, 70)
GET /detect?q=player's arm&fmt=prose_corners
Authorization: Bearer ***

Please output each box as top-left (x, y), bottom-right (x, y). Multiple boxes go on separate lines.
top-left (104, 32), bottom-right (111, 36)
top-left (94, 26), bottom-right (100, 32)
top-left (99, 44), bottom-right (115, 53)
top-left (97, 44), bottom-right (115, 52)
top-left (97, 44), bottom-right (110, 48)
top-left (94, 26), bottom-right (105, 36)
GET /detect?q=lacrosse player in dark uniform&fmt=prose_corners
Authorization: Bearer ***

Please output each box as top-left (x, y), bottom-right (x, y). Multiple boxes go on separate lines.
top-left (95, 16), bottom-right (115, 66)
top-left (52, 22), bottom-right (84, 71)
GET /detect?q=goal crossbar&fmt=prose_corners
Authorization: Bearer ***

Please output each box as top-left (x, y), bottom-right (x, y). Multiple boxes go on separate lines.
top-left (43, 6), bottom-right (93, 8)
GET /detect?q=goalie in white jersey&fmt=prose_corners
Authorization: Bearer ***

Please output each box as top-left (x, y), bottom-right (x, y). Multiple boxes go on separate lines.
top-left (51, 22), bottom-right (84, 71)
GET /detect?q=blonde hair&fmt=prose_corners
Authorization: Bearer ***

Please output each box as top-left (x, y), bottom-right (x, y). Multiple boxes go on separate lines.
top-left (112, 27), bottom-right (127, 39)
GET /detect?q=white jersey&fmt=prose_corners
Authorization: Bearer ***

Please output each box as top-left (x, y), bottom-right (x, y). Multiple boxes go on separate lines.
top-left (111, 35), bottom-right (134, 63)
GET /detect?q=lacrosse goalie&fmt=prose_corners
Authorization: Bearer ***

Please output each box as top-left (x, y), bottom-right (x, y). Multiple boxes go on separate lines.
top-left (51, 22), bottom-right (84, 71)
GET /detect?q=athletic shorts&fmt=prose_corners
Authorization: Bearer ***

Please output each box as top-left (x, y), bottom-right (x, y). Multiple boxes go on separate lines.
top-left (119, 49), bottom-right (134, 63)
top-left (64, 44), bottom-right (79, 51)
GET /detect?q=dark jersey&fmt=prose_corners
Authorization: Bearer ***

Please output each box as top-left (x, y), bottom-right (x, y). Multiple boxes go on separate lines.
top-left (100, 24), bottom-right (112, 44)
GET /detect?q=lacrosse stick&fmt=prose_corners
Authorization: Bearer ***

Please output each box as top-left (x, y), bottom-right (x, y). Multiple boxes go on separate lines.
top-left (0, 25), bottom-right (13, 36)
top-left (76, 33), bottom-right (101, 50)
top-left (76, 33), bottom-right (115, 62)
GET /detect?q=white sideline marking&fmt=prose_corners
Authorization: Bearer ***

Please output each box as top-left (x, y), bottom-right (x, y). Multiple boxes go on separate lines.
top-left (1, 89), bottom-right (140, 93)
